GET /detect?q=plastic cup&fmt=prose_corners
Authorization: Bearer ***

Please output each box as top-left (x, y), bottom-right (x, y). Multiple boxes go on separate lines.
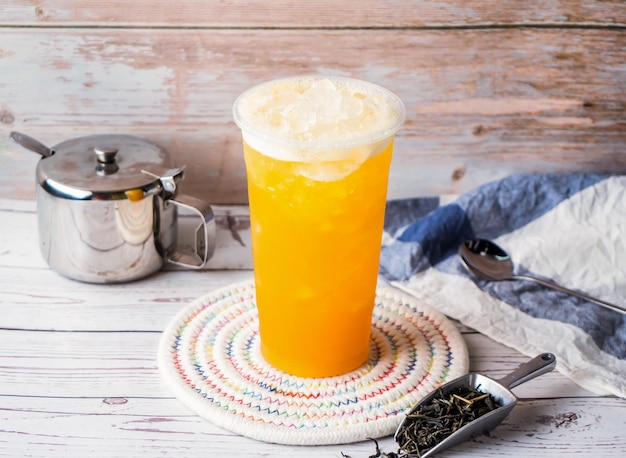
top-left (233, 75), bottom-right (405, 377)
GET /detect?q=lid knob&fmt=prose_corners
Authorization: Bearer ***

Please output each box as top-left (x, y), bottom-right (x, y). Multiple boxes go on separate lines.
top-left (94, 146), bottom-right (119, 164)
top-left (94, 146), bottom-right (120, 175)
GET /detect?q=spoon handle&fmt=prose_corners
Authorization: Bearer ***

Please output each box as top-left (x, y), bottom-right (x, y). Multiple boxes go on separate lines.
top-left (515, 274), bottom-right (626, 314)
top-left (9, 131), bottom-right (53, 158)
top-left (498, 353), bottom-right (556, 389)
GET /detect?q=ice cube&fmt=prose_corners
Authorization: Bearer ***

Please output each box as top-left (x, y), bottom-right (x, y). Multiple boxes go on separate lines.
top-left (339, 92), bottom-right (364, 120)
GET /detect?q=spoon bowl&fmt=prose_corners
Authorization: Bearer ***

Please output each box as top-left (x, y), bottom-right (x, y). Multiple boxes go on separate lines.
top-left (459, 239), bottom-right (514, 280)
top-left (459, 239), bottom-right (626, 314)
top-left (394, 353), bottom-right (556, 457)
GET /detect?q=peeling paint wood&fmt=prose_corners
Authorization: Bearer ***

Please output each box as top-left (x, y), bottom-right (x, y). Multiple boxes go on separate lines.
top-left (1, 397), bottom-right (623, 456)
top-left (1, 0), bottom-right (625, 27)
top-left (1, 27), bottom-right (625, 203)
top-left (0, 323), bottom-right (623, 455)
top-left (0, 327), bottom-right (586, 400)
top-left (1, 201), bottom-right (625, 456)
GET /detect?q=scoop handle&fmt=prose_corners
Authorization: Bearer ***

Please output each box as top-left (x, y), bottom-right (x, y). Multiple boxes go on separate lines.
top-left (497, 353), bottom-right (556, 390)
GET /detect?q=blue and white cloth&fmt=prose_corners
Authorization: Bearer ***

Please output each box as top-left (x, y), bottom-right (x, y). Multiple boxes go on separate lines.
top-left (380, 173), bottom-right (626, 398)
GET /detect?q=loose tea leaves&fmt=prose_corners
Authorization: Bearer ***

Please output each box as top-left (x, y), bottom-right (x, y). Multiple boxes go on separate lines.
top-left (341, 386), bottom-right (501, 458)
top-left (395, 384), bottom-right (501, 456)
top-left (342, 438), bottom-right (405, 458)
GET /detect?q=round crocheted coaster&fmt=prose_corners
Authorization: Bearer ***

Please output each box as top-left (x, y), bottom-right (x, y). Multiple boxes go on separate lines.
top-left (158, 280), bottom-right (468, 446)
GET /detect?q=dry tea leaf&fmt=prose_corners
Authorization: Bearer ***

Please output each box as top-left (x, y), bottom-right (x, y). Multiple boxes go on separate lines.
top-left (395, 384), bottom-right (501, 456)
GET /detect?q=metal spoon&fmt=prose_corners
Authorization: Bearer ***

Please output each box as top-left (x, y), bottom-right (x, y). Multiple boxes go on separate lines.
top-left (459, 239), bottom-right (626, 314)
top-left (9, 131), bottom-right (54, 158)
top-left (394, 353), bottom-right (557, 457)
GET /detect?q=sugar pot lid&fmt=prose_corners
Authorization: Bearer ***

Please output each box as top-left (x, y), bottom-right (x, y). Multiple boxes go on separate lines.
top-left (35, 134), bottom-right (176, 200)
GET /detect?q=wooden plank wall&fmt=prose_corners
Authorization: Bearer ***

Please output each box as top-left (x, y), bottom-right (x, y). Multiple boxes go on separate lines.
top-left (1, 1), bottom-right (625, 204)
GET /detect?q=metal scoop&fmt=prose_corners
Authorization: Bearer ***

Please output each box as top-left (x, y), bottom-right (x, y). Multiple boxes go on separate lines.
top-left (394, 353), bottom-right (556, 457)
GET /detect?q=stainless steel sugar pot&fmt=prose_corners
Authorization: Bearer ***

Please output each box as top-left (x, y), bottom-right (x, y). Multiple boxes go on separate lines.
top-left (11, 132), bottom-right (216, 283)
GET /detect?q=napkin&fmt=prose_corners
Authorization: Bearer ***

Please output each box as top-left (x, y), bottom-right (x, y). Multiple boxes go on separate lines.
top-left (380, 173), bottom-right (626, 398)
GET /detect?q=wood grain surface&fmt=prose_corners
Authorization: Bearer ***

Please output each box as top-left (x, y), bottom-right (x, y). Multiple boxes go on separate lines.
top-left (2, 198), bottom-right (625, 457)
top-left (1, 1), bottom-right (625, 203)
top-left (2, 0), bottom-right (625, 26)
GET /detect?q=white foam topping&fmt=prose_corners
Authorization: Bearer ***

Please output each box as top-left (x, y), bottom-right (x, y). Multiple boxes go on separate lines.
top-left (233, 76), bottom-right (405, 162)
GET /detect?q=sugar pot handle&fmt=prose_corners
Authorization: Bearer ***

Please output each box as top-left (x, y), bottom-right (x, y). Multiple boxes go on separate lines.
top-left (143, 167), bottom-right (216, 268)
top-left (168, 193), bottom-right (216, 268)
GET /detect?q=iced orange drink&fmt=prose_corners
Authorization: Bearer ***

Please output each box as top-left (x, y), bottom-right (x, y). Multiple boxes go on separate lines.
top-left (233, 76), bottom-right (405, 377)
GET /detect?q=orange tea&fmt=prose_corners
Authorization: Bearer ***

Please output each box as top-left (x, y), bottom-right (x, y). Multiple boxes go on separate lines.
top-left (233, 76), bottom-right (404, 377)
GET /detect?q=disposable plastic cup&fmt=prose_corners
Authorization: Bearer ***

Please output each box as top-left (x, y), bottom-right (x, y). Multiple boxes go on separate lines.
top-left (233, 75), bottom-right (405, 377)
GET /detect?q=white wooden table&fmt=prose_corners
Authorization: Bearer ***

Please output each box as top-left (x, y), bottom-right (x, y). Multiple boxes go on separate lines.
top-left (2, 197), bottom-right (625, 457)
